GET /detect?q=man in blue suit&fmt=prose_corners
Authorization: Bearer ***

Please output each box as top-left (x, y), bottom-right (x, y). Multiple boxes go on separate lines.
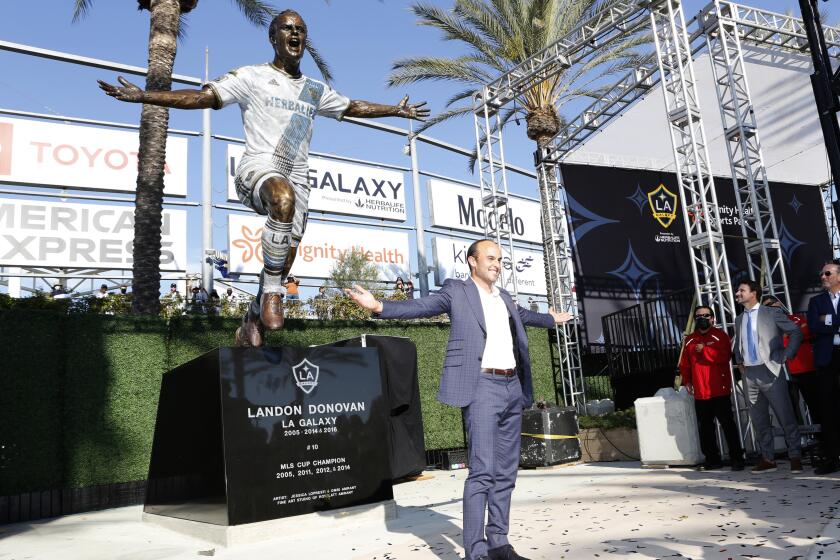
top-left (347, 239), bottom-right (572, 560)
top-left (807, 260), bottom-right (840, 474)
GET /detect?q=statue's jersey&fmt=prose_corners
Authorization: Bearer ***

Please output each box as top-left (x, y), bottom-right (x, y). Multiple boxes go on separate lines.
top-left (207, 63), bottom-right (350, 186)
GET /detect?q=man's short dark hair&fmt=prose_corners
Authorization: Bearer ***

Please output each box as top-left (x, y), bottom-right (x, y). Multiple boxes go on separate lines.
top-left (739, 279), bottom-right (762, 295)
top-left (100, 284), bottom-right (108, 290)
top-left (694, 305), bottom-right (714, 318)
top-left (170, 283), bottom-right (177, 288)
top-left (269, 10), bottom-right (305, 40)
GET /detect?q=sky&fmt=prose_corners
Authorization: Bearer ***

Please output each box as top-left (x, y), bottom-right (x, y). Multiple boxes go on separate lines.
top-left (0, 0), bottom-right (820, 298)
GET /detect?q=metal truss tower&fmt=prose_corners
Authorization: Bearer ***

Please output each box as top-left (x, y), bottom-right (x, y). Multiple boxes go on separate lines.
top-left (473, 97), bottom-right (519, 296)
top-left (535, 154), bottom-right (586, 410)
top-left (822, 181), bottom-right (840, 259)
top-left (650, 0), bottom-right (738, 331)
top-left (701, 0), bottom-right (791, 308)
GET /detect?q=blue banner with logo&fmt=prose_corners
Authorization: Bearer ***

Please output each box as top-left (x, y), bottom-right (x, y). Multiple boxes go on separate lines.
top-left (560, 163), bottom-right (830, 343)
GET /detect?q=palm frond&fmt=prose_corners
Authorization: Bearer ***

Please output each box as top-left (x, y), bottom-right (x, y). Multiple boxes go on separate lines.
top-left (305, 39), bottom-right (334, 84)
top-left (411, 2), bottom-right (502, 63)
top-left (454, 0), bottom-right (516, 56)
top-left (230, 0), bottom-right (278, 27)
top-left (178, 12), bottom-right (190, 41)
top-left (389, 56), bottom-right (494, 87)
top-left (445, 87), bottom-right (481, 108)
top-left (72, 0), bottom-right (94, 22)
top-left (412, 105), bottom-right (475, 136)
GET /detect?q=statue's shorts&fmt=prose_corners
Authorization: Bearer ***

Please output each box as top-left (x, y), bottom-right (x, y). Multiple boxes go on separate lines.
top-left (233, 157), bottom-right (309, 247)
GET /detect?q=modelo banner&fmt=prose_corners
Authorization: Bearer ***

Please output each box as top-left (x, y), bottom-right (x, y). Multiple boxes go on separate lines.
top-left (0, 198), bottom-right (188, 270)
top-left (431, 235), bottom-right (547, 296)
top-left (558, 163), bottom-right (830, 342)
top-left (228, 215), bottom-right (411, 280)
top-left (427, 178), bottom-right (542, 244)
top-left (226, 144), bottom-right (407, 222)
top-left (0, 116), bottom-right (188, 196)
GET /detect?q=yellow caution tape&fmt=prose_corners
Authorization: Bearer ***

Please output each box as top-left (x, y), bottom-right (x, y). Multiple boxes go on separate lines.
top-left (521, 433), bottom-right (578, 440)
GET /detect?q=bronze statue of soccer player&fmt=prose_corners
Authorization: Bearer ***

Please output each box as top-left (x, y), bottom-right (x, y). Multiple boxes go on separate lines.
top-left (99, 10), bottom-right (428, 347)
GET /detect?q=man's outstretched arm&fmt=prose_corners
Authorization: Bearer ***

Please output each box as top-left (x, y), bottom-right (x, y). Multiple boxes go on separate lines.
top-left (343, 95), bottom-right (429, 121)
top-left (98, 76), bottom-right (217, 109)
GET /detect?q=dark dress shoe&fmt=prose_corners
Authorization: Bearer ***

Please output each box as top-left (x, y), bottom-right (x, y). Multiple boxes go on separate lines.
top-left (730, 460), bottom-right (745, 472)
top-left (698, 462), bottom-right (723, 471)
top-left (815, 460), bottom-right (839, 475)
top-left (260, 292), bottom-right (285, 330)
top-left (488, 544), bottom-right (530, 560)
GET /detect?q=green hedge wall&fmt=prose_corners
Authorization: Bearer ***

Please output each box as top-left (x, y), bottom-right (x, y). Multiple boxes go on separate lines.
top-left (0, 311), bottom-right (556, 495)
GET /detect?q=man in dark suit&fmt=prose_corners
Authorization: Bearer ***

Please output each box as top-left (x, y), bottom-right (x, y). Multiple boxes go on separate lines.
top-left (732, 280), bottom-right (803, 474)
top-left (807, 260), bottom-right (840, 474)
top-left (347, 239), bottom-right (572, 560)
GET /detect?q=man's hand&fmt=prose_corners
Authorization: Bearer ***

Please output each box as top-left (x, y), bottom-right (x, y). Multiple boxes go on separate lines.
top-left (98, 76), bottom-right (145, 103)
top-left (694, 342), bottom-right (705, 353)
top-left (737, 363), bottom-right (745, 374)
top-left (396, 95), bottom-right (429, 121)
top-left (548, 307), bottom-right (573, 324)
top-left (684, 383), bottom-right (694, 395)
top-left (344, 285), bottom-right (383, 314)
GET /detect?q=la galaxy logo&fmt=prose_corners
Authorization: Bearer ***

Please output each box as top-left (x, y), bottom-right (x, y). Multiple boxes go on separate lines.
top-left (292, 358), bottom-right (319, 394)
top-left (647, 184), bottom-right (678, 228)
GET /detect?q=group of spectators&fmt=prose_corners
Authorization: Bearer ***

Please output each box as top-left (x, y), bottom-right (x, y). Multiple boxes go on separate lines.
top-left (679, 262), bottom-right (840, 476)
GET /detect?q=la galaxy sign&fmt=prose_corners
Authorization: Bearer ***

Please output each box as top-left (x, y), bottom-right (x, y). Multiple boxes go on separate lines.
top-left (647, 183), bottom-right (682, 244)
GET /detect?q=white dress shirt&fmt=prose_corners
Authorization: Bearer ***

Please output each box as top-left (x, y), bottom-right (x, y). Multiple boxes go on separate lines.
top-left (741, 303), bottom-right (762, 367)
top-left (477, 285), bottom-right (516, 369)
top-left (826, 291), bottom-right (840, 345)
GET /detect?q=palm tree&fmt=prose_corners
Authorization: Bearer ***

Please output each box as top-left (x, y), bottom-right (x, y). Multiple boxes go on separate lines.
top-left (72, 0), bottom-right (332, 314)
top-left (389, 0), bottom-right (649, 151)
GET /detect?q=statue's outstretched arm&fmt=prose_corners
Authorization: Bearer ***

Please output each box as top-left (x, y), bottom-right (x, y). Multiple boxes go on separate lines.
top-left (344, 95), bottom-right (429, 121)
top-left (98, 76), bottom-right (217, 110)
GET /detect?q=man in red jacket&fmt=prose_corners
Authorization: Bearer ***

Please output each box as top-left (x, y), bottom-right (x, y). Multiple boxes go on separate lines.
top-left (679, 305), bottom-right (745, 471)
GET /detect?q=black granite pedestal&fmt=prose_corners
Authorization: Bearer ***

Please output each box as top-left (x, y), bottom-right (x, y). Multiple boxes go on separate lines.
top-left (144, 346), bottom-right (393, 526)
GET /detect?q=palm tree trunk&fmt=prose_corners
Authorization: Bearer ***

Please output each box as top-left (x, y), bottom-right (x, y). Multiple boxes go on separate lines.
top-left (526, 106), bottom-right (561, 148)
top-left (133, 0), bottom-right (180, 314)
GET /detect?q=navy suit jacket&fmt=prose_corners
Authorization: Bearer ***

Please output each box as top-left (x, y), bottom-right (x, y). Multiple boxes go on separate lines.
top-left (807, 291), bottom-right (839, 368)
top-left (377, 277), bottom-right (555, 408)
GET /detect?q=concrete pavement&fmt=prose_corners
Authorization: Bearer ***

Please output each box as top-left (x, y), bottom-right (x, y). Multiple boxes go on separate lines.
top-left (2, 461), bottom-right (839, 560)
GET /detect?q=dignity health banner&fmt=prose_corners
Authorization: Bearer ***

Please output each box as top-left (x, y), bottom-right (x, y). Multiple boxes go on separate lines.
top-left (0, 198), bottom-right (187, 270)
top-left (226, 144), bottom-right (407, 222)
top-left (228, 214), bottom-right (410, 280)
top-left (431, 235), bottom-right (547, 296)
top-left (0, 116), bottom-right (188, 196)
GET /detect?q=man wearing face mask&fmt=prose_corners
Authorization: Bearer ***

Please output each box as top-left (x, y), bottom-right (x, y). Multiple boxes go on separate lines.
top-left (679, 305), bottom-right (745, 471)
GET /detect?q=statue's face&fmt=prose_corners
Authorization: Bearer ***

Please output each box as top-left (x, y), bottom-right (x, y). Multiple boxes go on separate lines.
top-left (272, 12), bottom-right (307, 65)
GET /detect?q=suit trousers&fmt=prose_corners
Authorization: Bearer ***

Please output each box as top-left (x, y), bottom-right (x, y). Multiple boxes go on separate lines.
top-left (461, 372), bottom-right (523, 560)
top-left (744, 364), bottom-right (801, 461)
top-left (694, 395), bottom-right (743, 464)
top-left (817, 349), bottom-right (840, 462)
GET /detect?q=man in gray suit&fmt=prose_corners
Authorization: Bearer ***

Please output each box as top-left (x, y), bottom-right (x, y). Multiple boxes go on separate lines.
top-left (732, 280), bottom-right (804, 473)
top-left (347, 239), bottom-right (572, 560)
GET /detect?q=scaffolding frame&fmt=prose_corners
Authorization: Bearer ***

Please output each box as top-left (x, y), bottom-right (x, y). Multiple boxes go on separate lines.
top-left (701, 0), bottom-right (791, 308)
top-left (473, 0), bottom-right (837, 415)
